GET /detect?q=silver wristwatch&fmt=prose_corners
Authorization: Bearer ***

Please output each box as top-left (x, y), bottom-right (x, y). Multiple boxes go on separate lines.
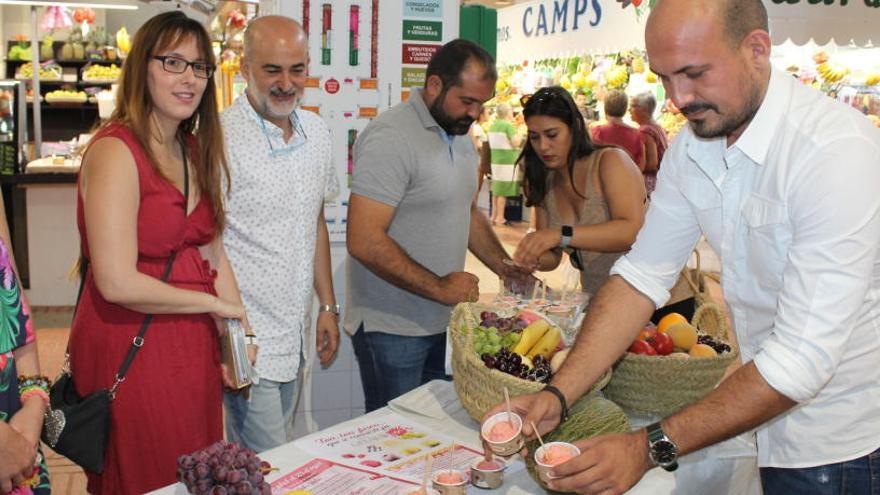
top-left (319, 304), bottom-right (341, 315)
top-left (646, 421), bottom-right (679, 472)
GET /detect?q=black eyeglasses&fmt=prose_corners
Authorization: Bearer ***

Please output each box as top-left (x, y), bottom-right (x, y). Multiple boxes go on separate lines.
top-left (520, 90), bottom-right (563, 108)
top-left (152, 55), bottom-right (216, 79)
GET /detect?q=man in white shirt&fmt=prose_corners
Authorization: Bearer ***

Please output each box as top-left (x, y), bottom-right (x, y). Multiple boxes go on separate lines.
top-left (221, 16), bottom-right (340, 453)
top-left (492, 1), bottom-right (880, 493)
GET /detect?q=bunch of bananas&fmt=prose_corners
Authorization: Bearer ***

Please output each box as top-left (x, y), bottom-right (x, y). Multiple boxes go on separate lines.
top-left (605, 64), bottom-right (629, 89)
top-left (816, 62), bottom-right (849, 83)
top-left (865, 72), bottom-right (880, 86)
top-left (631, 56), bottom-right (646, 74)
top-left (116, 27), bottom-right (131, 56)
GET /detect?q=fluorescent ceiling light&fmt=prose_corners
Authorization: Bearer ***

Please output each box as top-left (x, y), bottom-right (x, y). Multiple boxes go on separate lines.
top-left (0, 1), bottom-right (138, 9)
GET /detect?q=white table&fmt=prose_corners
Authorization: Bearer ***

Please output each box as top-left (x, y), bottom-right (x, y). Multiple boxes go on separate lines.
top-left (152, 380), bottom-right (761, 494)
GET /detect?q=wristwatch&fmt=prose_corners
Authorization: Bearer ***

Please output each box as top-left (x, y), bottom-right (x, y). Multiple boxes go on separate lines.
top-left (560, 225), bottom-right (574, 248)
top-left (319, 304), bottom-right (341, 315)
top-left (646, 421), bottom-right (679, 472)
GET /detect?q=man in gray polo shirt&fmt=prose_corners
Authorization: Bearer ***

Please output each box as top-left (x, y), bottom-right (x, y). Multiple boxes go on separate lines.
top-left (346, 39), bottom-right (527, 411)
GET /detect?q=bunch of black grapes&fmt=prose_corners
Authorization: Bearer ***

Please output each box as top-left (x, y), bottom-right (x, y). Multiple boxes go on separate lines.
top-left (177, 440), bottom-right (272, 494)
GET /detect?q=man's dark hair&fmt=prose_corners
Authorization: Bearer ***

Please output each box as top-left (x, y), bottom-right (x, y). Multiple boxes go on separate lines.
top-left (425, 39), bottom-right (497, 90)
top-left (722, 0), bottom-right (769, 47)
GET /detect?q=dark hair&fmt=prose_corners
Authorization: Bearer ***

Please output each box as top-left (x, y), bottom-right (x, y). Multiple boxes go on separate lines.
top-left (603, 89), bottom-right (628, 118)
top-left (722, 0), bottom-right (768, 47)
top-left (107, 10), bottom-right (228, 230)
top-left (519, 86), bottom-right (605, 207)
top-left (425, 39), bottom-right (497, 90)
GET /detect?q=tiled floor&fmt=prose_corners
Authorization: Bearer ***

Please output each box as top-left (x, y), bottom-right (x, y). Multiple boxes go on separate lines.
top-left (30, 218), bottom-right (727, 494)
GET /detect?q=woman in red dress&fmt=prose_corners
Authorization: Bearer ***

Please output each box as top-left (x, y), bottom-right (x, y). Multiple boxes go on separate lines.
top-left (69, 12), bottom-right (253, 494)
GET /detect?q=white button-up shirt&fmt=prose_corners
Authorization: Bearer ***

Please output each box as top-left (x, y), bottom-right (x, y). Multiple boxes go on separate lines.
top-left (221, 95), bottom-right (339, 382)
top-left (612, 68), bottom-right (880, 468)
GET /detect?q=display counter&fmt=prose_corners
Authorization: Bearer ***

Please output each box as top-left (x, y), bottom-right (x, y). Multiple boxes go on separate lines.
top-left (151, 380), bottom-right (760, 495)
top-left (0, 171), bottom-right (79, 306)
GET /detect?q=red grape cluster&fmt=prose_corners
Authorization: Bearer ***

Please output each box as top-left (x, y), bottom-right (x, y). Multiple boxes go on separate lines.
top-left (697, 335), bottom-right (732, 354)
top-left (177, 440), bottom-right (272, 495)
top-left (480, 311), bottom-right (527, 333)
top-left (481, 348), bottom-right (552, 383)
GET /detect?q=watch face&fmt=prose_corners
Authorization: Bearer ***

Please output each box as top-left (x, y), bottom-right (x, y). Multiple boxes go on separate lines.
top-left (651, 440), bottom-right (678, 465)
top-left (562, 225), bottom-right (574, 237)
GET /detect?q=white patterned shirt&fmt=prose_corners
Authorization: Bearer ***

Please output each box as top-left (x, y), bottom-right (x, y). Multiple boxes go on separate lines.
top-left (221, 95), bottom-right (339, 382)
top-left (612, 68), bottom-right (880, 467)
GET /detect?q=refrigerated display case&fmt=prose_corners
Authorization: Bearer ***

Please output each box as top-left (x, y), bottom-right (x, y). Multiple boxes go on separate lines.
top-left (0, 80), bottom-right (26, 175)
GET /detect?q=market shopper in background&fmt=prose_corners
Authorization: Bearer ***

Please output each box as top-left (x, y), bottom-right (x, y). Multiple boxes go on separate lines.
top-left (221, 16), bottom-right (340, 454)
top-left (630, 92), bottom-right (668, 195)
top-left (491, 0), bottom-right (880, 493)
top-left (346, 39), bottom-right (529, 412)
top-left (71, 12), bottom-right (251, 493)
top-left (488, 103), bottom-right (523, 226)
top-left (590, 89), bottom-right (646, 172)
top-left (0, 194), bottom-right (49, 493)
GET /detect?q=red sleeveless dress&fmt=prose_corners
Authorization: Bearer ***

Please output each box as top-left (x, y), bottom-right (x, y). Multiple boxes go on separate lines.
top-left (69, 123), bottom-right (223, 494)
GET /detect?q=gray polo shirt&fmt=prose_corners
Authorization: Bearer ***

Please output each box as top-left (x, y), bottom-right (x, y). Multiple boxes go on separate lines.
top-left (345, 88), bottom-right (479, 337)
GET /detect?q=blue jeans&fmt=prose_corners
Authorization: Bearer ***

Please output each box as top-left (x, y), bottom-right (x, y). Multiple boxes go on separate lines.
top-left (760, 447), bottom-right (880, 495)
top-left (351, 324), bottom-right (450, 413)
top-left (224, 377), bottom-right (301, 454)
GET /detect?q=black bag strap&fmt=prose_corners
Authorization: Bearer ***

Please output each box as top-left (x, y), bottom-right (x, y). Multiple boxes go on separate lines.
top-left (75, 136), bottom-right (190, 400)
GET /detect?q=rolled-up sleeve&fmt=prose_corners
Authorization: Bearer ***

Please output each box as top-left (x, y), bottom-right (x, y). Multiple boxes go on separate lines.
top-left (754, 136), bottom-right (880, 402)
top-left (610, 139), bottom-right (704, 308)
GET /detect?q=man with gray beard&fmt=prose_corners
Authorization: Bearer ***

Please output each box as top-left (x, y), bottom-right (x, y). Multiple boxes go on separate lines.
top-left (220, 16), bottom-right (340, 452)
top-left (488, 0), bottom-right (880, 493)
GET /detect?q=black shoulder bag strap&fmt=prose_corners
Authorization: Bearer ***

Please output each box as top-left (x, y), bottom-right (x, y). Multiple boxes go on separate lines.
top-left (75, 136), bottom-right (190, 400)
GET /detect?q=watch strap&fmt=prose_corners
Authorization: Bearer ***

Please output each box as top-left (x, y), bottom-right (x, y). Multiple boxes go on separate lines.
top-left (560, 225), bottom-right (573, 248)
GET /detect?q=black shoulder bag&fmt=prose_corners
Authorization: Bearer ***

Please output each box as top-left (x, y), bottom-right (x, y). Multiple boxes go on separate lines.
top-left (41, 138), bottom-right (190, 473)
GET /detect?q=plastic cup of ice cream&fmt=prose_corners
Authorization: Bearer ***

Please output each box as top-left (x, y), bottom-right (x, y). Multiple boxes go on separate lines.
top-left (398, 487), bottom-right (442, 495)
top-left (534, 442), bottom-right (581, 483)
top-left (470, 457), bottom-right (506, 489)
top-left (431, 469), bottom-right (469, 495)
top-left (480, 412), bottom-right (524, 457)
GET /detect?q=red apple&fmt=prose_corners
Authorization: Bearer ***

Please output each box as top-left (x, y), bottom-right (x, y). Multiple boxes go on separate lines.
top-left (628, 340), bottom-right (657, 356)
top-left (647, 332), bottom-right (674, 356)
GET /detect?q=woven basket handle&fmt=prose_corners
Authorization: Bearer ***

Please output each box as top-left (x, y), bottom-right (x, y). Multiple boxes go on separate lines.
top-left (691, 301), bottom-right (729, 341)
top-left (683, 249), bottom-right (705, 296)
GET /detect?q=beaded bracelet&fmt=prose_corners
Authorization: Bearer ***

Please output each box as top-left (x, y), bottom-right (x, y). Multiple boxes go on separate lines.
top-left (18, 375), bottom-right (51, 398)
top-left (20, 388), bottom-right (49, 406)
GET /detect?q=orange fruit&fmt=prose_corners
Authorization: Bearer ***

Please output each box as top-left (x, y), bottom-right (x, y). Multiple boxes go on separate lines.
top-left (657, 313), bottom-right (689, 334)
top-left (689, 343), bottom-right (717, 358)
top-left (667, 322), bottom-right (698, 351)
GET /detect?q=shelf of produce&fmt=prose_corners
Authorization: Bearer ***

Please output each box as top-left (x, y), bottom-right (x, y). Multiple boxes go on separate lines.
top-left (6, 58), bottom-right (122, 66)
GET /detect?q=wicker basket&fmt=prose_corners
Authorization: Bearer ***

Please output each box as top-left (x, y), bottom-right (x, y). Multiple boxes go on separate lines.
top-left (450, 303), bottom-right (611, 422)
top-left (603, 258), bottom-right (738, 416)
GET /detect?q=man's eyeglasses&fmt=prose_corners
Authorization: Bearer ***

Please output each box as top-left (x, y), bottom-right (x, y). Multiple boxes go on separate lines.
top-left (152, 55), bottom-right (216, 79)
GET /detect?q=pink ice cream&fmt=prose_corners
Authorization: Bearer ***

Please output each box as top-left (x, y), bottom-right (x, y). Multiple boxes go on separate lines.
top-left (476, 460), bottom-right (501, 471)
top-left (435, 470), bottom-right (464, 484)
top-left (488, 420), bottom-right (518, 442)
top-left (541, 444), bottom-right (575, 466)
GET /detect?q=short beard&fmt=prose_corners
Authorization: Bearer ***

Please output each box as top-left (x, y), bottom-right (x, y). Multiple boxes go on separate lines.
top-left (247, 82), bottom-right (297, 121)
top-left (684, 80), bottom-right (763, 139)
top-left (429, 88), bottom-right (474, 136)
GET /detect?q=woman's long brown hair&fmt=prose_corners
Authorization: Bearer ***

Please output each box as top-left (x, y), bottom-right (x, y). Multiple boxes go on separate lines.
top-left (105, 11), bottom-right (228, 230)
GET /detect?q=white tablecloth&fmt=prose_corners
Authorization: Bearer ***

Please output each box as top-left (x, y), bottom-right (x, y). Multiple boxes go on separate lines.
top-left (152, 380), bottom-right (761, 494)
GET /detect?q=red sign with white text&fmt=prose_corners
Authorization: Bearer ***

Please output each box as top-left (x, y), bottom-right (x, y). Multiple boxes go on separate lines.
top-left (401, 43), bottom-right (440, 65)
